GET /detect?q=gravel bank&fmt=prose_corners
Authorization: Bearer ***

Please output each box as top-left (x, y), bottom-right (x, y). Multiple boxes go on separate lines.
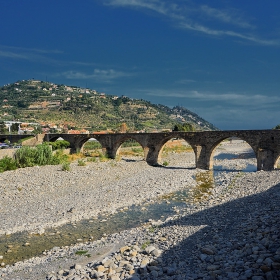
top-left (0, 155), bottom-right (197, 236)
top-left (1, 143), bottom-right (280, 279)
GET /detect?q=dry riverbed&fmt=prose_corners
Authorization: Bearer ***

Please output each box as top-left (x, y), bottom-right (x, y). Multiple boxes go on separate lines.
top-left (1, 142), bottom-right (280, 279)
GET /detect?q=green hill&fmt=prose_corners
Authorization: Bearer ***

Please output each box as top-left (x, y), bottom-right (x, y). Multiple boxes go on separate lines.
top-left (0, 79), bottom-right (218, 132)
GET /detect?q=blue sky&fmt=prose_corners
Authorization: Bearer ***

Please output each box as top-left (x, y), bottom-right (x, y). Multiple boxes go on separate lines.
top-left (1, 0), bottom-right (280, 130)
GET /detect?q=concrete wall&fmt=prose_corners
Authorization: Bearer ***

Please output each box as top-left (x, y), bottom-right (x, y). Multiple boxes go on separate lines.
top-left (0, 149), bottom-right (16, 159)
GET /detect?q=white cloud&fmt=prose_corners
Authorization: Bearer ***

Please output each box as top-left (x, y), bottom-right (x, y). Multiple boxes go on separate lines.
top-left (104, 0), bottom-right (279, 46)
top-left (0, 45), bottom-right (64, 64)
top-left (61, 69), bottom-right (132, 82)
top-left (200, 5), bottom-right (254, 29)
top-left (176, 79), bottom-right (196, 84)
top-left (145, 89), bottom-right (280, 107)
top-left (0, 45), bottom-right (62, 55)
top-left (0, 50), bottom-right (29, 59)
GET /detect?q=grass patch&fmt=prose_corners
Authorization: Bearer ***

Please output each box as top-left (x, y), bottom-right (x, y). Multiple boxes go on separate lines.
top-left (118, 148), bottom-right (143, 157)
top-left (99, 153), bottom-right (109, 162)
top-left (191, 171), bottom-right (214, 201)
top-left (77, 159), bottom-right (86, 166)
top-left (75, 250), bottom-right (91, 257)
top-left (162, 140), bottom-right (193, 156)
top-left (141, 240), bottom-right (151, 250)
top-left (87, 157), bottom-right (96, 162)
top-left (148, 226), bottom-right (158, 233)
top-left (62, 162), bottom-right (71, 171)
top-left (83, 141), bottom-right (102, 150)
top-left (68, 153), bottom-right (85, 161)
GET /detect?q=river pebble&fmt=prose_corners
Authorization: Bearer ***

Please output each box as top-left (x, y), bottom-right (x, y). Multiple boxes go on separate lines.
top-left (1, 142), bottom-right (280, 279)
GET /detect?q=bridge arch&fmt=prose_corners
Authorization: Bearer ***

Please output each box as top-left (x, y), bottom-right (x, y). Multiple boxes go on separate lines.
top-left (115, 135), bottom-right (145, 159)
top-left (145, 133), bottom-right (197, 167)
top-left (157, 137), bottom-right (196, 168)
top-left (80, 137), bottom-right (104, 156)
top-left (44, 135), bottom-right (63, 142)
top-left (44, 134), bottom-right (91, 153)
top-left (274, 153), bottom-right (280, 169)
top-left (208, 137), bottom-right (257, 171)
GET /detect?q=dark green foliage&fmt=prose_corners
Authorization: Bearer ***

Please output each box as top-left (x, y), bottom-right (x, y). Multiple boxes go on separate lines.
top-left (52, 149), bottom-right (69, 164)
top-left (0, 121), bottom-right (8, 134)
top-left (83, 141), bottom-right (102, 150)
top-left (10, 123), bottom-right (20, 133)
top-left (0, 156), bottom-right (17, 172)
top-left (17, 100), bottom-right (29, 108)
top-left (14, 144), bottom-right (65, 168)
top-left (14, 146), bottom-right (37, 167)
top-left (45, 140), bottom-right (70, 150)
top-left (274, 124), bottom-right (280, 129)
top-left (34, 144), bottom-right (54, 165)
top-left (32, 126), bottom-right (42, 135)
top-left (173, 123), bottom-right (196, 132)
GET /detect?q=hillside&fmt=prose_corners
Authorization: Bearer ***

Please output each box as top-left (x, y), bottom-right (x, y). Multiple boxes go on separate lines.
top-left (0, 80), bottom-right (218, 132)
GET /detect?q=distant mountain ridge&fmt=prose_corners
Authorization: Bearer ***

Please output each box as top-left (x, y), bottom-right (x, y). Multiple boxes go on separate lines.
top-left (0, 80), bottom-right (218, 132)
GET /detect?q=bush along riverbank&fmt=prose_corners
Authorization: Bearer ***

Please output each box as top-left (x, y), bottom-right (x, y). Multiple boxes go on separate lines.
top-left (0, 145), bottom-right (67, 173)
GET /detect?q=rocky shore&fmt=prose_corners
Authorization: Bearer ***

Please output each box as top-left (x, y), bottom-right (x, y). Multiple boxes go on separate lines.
top-left (1, 142), bottom-right (280, 279)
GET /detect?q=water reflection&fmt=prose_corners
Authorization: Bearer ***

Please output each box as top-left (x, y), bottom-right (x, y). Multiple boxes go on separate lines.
top-left (0, 190), bottom-right (189, 265)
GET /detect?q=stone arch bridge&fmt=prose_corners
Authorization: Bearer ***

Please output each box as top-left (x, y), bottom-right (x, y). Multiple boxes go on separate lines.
top-left (40, 130), bottom-right (280, 171)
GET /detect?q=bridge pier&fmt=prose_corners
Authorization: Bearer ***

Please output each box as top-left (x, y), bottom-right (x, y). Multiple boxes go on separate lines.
top-left (257, 149), bottom-right (275, 171)
top-left (194, 145), bottom-right (209, 170)
top-left (105, 146), bottom-right (117, 159)
top-left (146, 145), bottom-right (161, 166)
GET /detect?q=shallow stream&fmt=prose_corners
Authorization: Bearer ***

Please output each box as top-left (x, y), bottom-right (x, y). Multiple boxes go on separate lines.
top-left (0, 151), bottom-right (257, 266)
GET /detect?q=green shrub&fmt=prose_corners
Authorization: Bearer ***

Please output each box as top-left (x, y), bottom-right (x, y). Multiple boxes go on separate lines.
top-left (14, 145), bottom-right (66, 168)
top-left (52, 149), bottom-right (69, 164)
top-left (45, 140), bottom-right (70, 150)
top-left (14, 146), bottom-right (36, 167)
top-left (83, 141), bottom-right (102, 150)
top-left (62, 162), bottom-right (70, 171)
top-left (99, 152), bottom-right (109, 162)
top-left (34, 144), bottom-right (54, 165)
top-left (162, 161), bottom-right (169, 166)
top-left (78, 159), bottom-right (86, 166)
top-left (87, 157), bottom-right (96, 162)
top-left (0, 156), bottom-right (17, 172)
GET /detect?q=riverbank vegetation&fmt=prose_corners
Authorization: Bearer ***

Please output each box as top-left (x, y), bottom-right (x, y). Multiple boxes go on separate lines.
top-left (0, 139), bottom-right (194, 173)
top-left (0, 144), bottom-right (68, 172)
